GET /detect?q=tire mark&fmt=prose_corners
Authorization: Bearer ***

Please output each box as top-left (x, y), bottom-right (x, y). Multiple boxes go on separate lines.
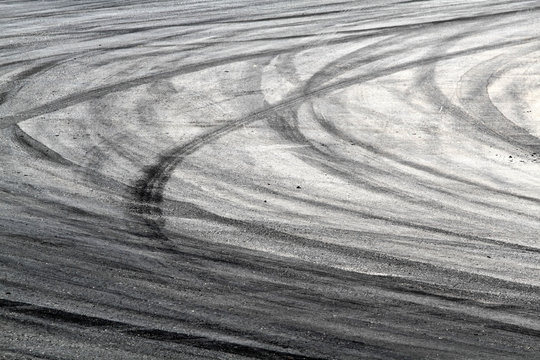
top-left (130, 35), bottom-right (540, 254)
top-left (0, 298), bottom-right (324, 360)
top-left (458, 51), bottom-right (540, 152)
top-left (4, 9), bottom-right (537, 128)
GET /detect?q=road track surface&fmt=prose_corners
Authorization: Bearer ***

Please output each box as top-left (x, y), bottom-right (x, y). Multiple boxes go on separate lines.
top-left (1, 1), bottom-right (539, 359)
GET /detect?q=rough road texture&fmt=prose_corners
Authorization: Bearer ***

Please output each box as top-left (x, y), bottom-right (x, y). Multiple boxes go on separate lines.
top-left (1, 1), bottom-right (539, 359)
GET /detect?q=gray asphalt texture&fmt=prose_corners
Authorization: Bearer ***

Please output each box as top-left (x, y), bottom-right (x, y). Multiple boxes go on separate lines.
top-left (1, 0), bottom-right (539, 359)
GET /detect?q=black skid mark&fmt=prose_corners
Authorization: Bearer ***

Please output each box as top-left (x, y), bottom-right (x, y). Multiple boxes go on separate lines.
top-left (0, 298), bottom-right (325, 360)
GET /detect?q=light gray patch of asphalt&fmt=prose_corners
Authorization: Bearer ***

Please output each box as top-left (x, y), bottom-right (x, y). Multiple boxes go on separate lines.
top-left (1, 1), bottom-right (539, 359)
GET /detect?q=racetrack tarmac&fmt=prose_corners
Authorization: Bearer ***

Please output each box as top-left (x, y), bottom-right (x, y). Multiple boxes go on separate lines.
top-left (1, 1), bottom-right (539, 359)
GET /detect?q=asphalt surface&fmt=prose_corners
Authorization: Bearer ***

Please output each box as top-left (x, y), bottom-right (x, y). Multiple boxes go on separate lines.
top-left (1, 1), bottom-right (539, 359)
